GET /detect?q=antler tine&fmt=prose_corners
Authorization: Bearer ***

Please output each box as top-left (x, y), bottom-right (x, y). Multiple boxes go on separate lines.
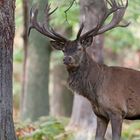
top-left (98, 0), bottom-right (122, 26)
top-left (106, 0), bottom-right (113, 7)
top-left (44, 3), bottom-right (52, 25)
top-left (28, 3), bottom-right (67, 42)
top-left (80, 16), bottom-right (101, 39)
top-left (43, 3), bottom-right (67, 42)
top-left (79, 0), bottom-right (129, 39)
top-left (48, 5), bottom-right (58, 16)
top-left (97, 0), bottom-right (129, 34)
top-left (50, 28), bottom-right (68, 42)
top-left (28, 4), bottom-right (39, 36)
top-left (28, 4), bottom-right (57, 39)
top-left (76, 23), bottom-right (84, 40)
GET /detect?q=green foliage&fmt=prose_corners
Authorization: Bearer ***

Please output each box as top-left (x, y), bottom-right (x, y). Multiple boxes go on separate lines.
top-left (16, 117), bottom-right (74, 140)
top-left (49, 0), bottom-right (140, 51)
top-left (105, 0), bottom-right (140, 52)
top-left (14, 47), bottom-right (23, 62)
top-left (15, 0), bottom-right (140, 51)
top-left (16, 0), bottom-right (23, 27)
top-left (16, 117), bottom-right (140, 140)
top-left (49, 0), bottom-right (79, 39)
top-left (122, 121), bottom-right (140, 140)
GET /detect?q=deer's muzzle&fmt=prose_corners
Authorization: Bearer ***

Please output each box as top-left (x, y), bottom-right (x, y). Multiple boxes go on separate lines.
top-left (63, 56), bottom-right (74, 65)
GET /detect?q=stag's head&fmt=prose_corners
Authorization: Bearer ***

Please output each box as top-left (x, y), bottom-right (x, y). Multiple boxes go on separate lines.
top-left (29, 0), bottom-right (129, 69)
top-left (50, 25), bottom-right (94, 69)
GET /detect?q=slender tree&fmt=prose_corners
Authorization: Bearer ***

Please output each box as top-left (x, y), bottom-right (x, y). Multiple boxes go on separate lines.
top-left (50, 60), bottom-right (73, 117)
top-left (21, 0), bottom-right (51, 121)
top-left (20, 0), bottom-right (29, 117)
top-left (68, 0), bottom-right (105, 132)
top-left (0, 0), bottom-right (17, 139)
top-left (50, 27), bottom-right (73, 117)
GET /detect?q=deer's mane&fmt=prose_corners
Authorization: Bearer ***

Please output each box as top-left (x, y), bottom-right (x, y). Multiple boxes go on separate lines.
top-left (67, 52), bottom-right (103, 101)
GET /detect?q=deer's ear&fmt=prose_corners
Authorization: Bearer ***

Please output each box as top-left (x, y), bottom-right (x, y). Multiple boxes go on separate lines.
top-left (80, 36), bottom-right (93, 47)
top-left (50, 41), bottom-right (65, 50)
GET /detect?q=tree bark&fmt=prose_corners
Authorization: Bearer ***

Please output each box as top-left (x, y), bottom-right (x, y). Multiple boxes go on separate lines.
top-left (0, 0), bottom-right (17, 139)
top-left (50, 27), bottom-right (73, 117)
top-left (68, 0), bottom-right (105, 132)
top-left (21, 0), bottom-right (51, 121)
top-left (20, 0), bottom-right (29, 118)
top-left (50, 54), bottom-right (73, 117)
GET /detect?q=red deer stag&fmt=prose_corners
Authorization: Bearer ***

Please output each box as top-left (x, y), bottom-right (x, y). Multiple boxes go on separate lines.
top-left (28, 1), bottom-right (137, 140)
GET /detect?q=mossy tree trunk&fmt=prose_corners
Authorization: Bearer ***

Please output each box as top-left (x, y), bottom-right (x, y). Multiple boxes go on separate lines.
top-left (50, 27), bottom-right (73, 117)
top-left (0, 0), bottom-right (17, 139)
top-left (50, 53), bottom-right (73, 117)
top-left (20, 0), bottom-right (29, 117)
top-left (21, 0), bottom-right (51, 121)
top-left (68, 0), bottom-right (105, 132)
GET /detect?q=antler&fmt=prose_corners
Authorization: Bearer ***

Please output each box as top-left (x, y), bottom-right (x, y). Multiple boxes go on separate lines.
top-left (80, 0), bottom-right (129, 39)
top-left (28, 3), bottom-right (68, 42)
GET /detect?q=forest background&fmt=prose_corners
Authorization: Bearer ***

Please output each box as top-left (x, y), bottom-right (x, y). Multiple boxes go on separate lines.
top-left (13, 0), bottom-right (140, 140)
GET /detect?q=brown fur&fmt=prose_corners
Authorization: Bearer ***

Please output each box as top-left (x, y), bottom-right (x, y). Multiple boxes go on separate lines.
top-left (66, 46), bottom-right (140, 140)
top-left (29, 1), bottom-right (132, 139)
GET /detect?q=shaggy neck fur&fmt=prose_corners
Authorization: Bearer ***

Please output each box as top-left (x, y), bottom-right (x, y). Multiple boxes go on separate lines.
top-left (67, 51), bottom-right (104, 101)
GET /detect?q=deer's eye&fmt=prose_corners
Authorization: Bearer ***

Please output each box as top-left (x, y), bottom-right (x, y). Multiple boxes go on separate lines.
top-left (62, 48), bottom-right (65, 52)
top-left (77, 47), bottom-right (83, 51)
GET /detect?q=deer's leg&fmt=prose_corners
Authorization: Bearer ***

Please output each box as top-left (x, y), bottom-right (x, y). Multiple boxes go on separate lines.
top-left (95, 117), bottom-right (109, 140)
top-left (110, 114), bottom-right (123, 140)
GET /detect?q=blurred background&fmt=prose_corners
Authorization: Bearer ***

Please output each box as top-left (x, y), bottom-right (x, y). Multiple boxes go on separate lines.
top-left (14, 0), bottom-right (140, 140)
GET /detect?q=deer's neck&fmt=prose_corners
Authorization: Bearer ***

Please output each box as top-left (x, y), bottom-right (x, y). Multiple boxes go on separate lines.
top-left (67, 52), bottom-right (104, 99)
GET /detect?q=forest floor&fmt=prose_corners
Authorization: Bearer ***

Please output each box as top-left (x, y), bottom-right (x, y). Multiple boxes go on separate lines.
top-left (15, 116), bottom-right (140, 140)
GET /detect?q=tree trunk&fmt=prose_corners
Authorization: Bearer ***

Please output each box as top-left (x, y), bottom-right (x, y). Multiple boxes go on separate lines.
top-left (21, 0), bottom-right (51, 121)
top-left (50, 27), bottom-right (73, 117)
top-left (68, 0), bottom-right (105, 134)
top-left (20, 0), bottom-right (29, 118)
top-left (50, 54), bottom-right (73, 117)
top-left (0, 0), bottom-right (17, 139)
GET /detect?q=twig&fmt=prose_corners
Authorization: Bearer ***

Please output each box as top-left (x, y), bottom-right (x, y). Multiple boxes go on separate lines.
top-left (64, 0), bottom-right (76, 23)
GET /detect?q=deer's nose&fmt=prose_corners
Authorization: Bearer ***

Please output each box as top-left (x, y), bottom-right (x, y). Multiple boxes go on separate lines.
top-left (63, 56), bottom-right (73, 65)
